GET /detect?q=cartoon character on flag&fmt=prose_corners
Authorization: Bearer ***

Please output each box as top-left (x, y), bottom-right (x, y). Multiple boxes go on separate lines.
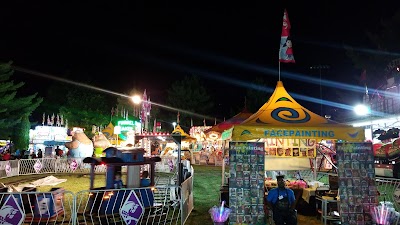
top-left (279, 9), bottom-right (295, 63)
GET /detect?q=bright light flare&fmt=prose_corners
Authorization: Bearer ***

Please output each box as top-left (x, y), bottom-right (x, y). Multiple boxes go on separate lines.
top-left (131, 95), bottom-right (142, 104)
top-left (354, 104), bottom-right (370, 116)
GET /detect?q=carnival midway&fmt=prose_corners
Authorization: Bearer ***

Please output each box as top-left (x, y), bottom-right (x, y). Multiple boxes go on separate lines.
top-left (3, 10), bottom-right (400, 225)
top-left (2, 81), bottom-right (400, 225)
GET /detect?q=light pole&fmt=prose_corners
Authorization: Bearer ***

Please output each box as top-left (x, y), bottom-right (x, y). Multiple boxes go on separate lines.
top-left (353, 104), bottom-right (372, 141)
top-left (310, 65), bottom-right (330, 116)
top-left (131, 94), bottom-right (142, 133)
top-left (172, 122), bottom-right (177, 129)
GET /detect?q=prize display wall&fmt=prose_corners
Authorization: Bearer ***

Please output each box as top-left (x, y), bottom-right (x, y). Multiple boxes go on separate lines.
top-left (228, 142), bottom-right (265, 224)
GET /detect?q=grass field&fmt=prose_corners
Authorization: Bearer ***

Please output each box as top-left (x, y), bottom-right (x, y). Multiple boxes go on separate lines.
top-left (0, 165), bottom-right (322, 224)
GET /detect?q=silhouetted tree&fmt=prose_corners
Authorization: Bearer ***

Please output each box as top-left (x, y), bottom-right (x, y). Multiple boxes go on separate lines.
top-left (0, 62), bottom-right (43, 141)
top-left (166, 75), bottom-right (214, 129)
top-left (59, 86), bottom-right (113, 137)
top-left (346, 9), bottom-right (400, 89)
top-left (245, 77), bottom-right (271, 113)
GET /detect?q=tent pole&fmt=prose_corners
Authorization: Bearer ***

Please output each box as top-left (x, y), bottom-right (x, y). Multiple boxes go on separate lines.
top-left (278, 61), bottom-right (281, 81)
top-left (221, 140), bottom-right (226, 186)
top-left (313, 158), bottom-right (317, 180)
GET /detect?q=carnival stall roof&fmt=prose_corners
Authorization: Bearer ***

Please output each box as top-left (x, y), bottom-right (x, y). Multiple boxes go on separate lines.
top-left (230, 81), bottom-right (365, 142)
top-left (204, 109), bottom-right (253, 140)
top-left (172, 124), bottom-right (197, 142)
top-left (101, 122), bottom-right (115, 139)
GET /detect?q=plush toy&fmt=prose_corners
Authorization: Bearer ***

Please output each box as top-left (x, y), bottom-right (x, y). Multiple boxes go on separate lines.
top-left (93, 132), bottom-right (111, 157)
top-left (65, 130), bottom-right (94, 158)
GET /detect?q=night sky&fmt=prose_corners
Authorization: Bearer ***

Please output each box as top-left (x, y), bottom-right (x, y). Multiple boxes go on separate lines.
top-left (0, 1), bottom-right (398, 121)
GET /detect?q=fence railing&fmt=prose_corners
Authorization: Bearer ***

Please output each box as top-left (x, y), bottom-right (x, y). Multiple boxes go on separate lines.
top-left (0, 157), bottom-right (178, 178)
top-left (0, 186), bottom-right (183, 225)
top-left (75, 186), bottom-right (182, 225)
top-left (0, 158), bottom-right (192, 225)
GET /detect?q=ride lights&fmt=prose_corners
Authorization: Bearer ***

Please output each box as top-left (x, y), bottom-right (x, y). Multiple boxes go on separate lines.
top-left (371, 201), bottom-right (400, 225)
top-left (209, 201), bottom-right (231, 225)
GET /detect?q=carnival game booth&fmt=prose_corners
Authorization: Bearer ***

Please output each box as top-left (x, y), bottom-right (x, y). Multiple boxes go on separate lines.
top-left (135, 124), bottom-right (196, 174)
top-left (225, 81), bottom-right (365, 224)
top-left (373, 138), bottom-right (400, 178)
top-left (29, 125), bottom-right (70, 157)
top-left (199, 109), bottom-right (253, 166)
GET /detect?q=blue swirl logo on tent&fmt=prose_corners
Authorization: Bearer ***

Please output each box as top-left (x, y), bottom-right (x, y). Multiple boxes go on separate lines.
top-left (347, 131), bottom-right (359, 138)
top-left (271, 107), bottom-right (311, 123)
top-left (240, 130), bottom-right (252, 136)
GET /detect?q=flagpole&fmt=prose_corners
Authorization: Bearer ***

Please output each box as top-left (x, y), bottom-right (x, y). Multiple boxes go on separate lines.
top-left (278, 60), bottom-right (281, 81)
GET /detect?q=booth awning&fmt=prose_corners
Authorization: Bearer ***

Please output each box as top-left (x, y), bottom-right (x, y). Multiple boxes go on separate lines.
top-left (232, 81), bottom-right (365, 141)
top-left (102, 122), bottom-right (115, 138)
top-left (172, 124), bottom-right (197, 142)
top-left (205, 109), bottom-right (253, 134)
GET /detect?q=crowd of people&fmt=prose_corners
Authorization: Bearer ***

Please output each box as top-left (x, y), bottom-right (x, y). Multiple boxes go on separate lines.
top-left (0, 145), bottom-right (65, 161)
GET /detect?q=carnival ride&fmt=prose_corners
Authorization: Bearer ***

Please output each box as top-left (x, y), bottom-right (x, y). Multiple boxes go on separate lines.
top-left (373, 135), bottom-right (400, 178)
top-left (82, 147), bottom-right (161, 215)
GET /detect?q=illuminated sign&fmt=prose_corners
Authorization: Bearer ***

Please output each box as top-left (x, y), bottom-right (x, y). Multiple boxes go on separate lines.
top-left (118, 120), bottom-right (135, 126)
top-left (117, 120), bottom-right (135, 132)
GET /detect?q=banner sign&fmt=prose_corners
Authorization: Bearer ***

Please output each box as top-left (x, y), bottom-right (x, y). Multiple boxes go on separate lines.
top-left (229, 142), bottom-right (265, 224)
top-left (232, 125), bottom-right (365, 142)
top-left (265, 138), bottom-right (317, 158)
top-left (336, 142), bottom-right (376, 224)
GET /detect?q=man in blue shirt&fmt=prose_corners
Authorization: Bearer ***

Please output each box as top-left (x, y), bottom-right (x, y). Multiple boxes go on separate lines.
top-left (140, 171), bottom-right (151, 187)
top-left (266, 175), bottom-right (297, 225)
top-left (113, 172), bottom-right (124, 189)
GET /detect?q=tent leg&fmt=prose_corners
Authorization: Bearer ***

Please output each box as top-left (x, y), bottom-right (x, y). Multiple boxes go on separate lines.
top-left (313, 158), bottom-right (317, 180)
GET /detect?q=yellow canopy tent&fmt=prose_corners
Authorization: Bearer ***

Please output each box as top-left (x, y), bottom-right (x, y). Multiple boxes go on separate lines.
top-left (231, 81), bottom-right (364, 142)
top-left (101, 122), bottom-right (114, 138)
top-left (172, 124), bottom-right (197, 142)
top-left (228, 81), bottom-right (365, 172)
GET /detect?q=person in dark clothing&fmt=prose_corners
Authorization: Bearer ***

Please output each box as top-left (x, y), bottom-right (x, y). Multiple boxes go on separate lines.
top-left (266, 175), bottom-right (297, 225)
top-left (37, 149), bottom-right (43, 158)
top-left (55, 146), bottom-right (63, 157)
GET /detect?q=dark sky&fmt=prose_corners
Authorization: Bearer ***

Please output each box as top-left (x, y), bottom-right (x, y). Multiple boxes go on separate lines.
top-left (0, 1), bottom-right (398, 121)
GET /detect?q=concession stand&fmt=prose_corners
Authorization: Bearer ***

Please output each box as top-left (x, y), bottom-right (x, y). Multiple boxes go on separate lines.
top-left (196, 109), bottom-right (253, 166)
top-left (226, 81), bottom-right (365, 224)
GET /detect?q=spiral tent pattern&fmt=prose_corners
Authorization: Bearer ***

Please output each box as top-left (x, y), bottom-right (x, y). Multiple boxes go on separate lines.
top-left (230, 81), bottom-right (365, 142)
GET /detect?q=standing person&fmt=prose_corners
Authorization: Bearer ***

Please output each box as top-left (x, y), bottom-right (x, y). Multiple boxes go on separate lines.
top-left (15, 149), bottom-right (21, 159)
top-left (37, 149), bottom-right (43, 158)
top-left (113, 172), bottom-right (124, 189)
top-left (55, 146), bottom-right (63, 157)
top-left (140, 171), bottom-right (151, 187)
top-left (266, 175), bottom-right (297, 225)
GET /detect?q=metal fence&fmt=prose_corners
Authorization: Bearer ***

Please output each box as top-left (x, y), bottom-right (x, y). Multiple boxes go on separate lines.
top-left (180, 170), bottom-right (194, 224)
top-left (0, 189), bottom-right (75, 225)
top-left (0, 158), bottom-right (192, 225)
top-left (75, 186), bottom-right (182, 225)
top-left (0, 158), bottom-right (180, 178)
top-left (375, 177), bottom-right (400, 211)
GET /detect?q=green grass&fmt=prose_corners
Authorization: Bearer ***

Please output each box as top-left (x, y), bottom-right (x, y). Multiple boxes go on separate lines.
top-left (1, 174), bottom-right (106, 193)
top-left (186, 165), bottom-right (223, 225)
